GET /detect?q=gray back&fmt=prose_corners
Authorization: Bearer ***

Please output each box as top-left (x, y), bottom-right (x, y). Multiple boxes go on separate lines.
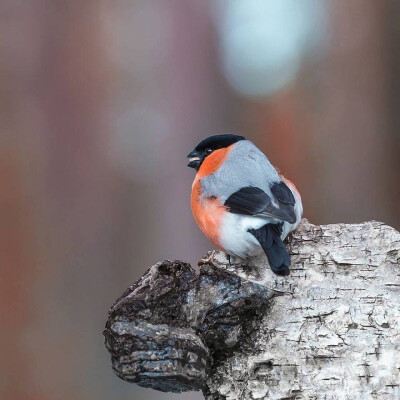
top-left (200, 140), bottom-right (280, 201)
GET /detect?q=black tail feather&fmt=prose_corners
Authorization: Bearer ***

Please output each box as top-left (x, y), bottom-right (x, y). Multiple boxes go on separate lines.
top-left (249, 224), bottom-right (291, 276)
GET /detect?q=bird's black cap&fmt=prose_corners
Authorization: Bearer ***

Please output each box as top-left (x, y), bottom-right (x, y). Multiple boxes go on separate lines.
top-left (192, 134), bottom-right (246, 154)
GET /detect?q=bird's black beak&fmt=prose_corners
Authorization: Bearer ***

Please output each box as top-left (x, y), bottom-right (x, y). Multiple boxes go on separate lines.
top-left (187, 150), bottom-right (202, 170)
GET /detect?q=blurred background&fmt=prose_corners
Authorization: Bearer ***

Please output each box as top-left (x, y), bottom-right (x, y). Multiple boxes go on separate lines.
top-left (1, 0), bottom-right (399, 399)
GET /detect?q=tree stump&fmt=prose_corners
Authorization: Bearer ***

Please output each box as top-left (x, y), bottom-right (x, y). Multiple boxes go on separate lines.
top-left (104, 220), bottom-right (400, 399)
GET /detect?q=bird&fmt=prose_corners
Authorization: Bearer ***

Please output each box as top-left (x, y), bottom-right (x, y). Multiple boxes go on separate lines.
top-left (187, 134), bottom-right (303, 276)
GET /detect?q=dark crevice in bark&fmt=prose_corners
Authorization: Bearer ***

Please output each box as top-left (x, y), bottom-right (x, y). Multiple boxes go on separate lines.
top-left (104, 256), bottom-right (273, 394)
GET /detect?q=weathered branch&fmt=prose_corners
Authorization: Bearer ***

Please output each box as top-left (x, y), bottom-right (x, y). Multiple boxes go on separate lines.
top-left (104, 220), bottom-right (400, 399)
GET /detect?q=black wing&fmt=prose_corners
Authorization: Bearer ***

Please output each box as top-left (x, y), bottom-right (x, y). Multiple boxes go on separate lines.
top-left (224, 183), bottom-right (296, 223)
top-left (223, 186), bottom-right (270, 215)
top-left (271, 181), bottom-right (295, 205)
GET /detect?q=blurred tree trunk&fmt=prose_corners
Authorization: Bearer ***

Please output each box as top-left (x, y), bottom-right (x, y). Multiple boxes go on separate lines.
top-left (0, 139), bottom-right (38, 400)
top-left (387, 0), bottom-right (400, 225)
top-left (33, 2), bottom-right (119, 399)
top-left (0, 1), bottom-right (117, 399)
top-left (0, 3), bottom-right (44, 399)
top-left (251, 0), bottom-right (399, 229)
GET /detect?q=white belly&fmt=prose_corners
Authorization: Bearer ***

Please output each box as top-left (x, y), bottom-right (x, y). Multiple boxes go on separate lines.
top-left (219, 213), bottom-right (267, 258)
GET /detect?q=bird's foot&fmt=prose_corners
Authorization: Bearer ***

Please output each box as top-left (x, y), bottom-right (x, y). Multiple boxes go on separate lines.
top-left (198, 250), bottom-right (219, 266)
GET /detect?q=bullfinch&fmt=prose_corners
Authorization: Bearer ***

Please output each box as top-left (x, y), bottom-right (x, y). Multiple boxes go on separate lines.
top-left (187, 134), bottom-right (303, 276)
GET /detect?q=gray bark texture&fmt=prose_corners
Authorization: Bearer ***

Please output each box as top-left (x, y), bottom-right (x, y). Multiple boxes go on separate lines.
top-left (104, 220), bottom-right (400, 399)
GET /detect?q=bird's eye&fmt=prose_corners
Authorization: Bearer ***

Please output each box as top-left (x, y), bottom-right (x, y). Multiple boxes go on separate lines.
top-left (205, 148), bottom-right (213, 155)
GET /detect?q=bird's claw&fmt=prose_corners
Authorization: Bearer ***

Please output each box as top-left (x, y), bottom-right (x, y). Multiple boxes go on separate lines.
top-left (198, 250), bottom-right (218, 266)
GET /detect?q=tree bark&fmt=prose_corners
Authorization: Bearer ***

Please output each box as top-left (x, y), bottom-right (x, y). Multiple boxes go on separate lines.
top-left (104, 220), bottom-right (400, 399)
